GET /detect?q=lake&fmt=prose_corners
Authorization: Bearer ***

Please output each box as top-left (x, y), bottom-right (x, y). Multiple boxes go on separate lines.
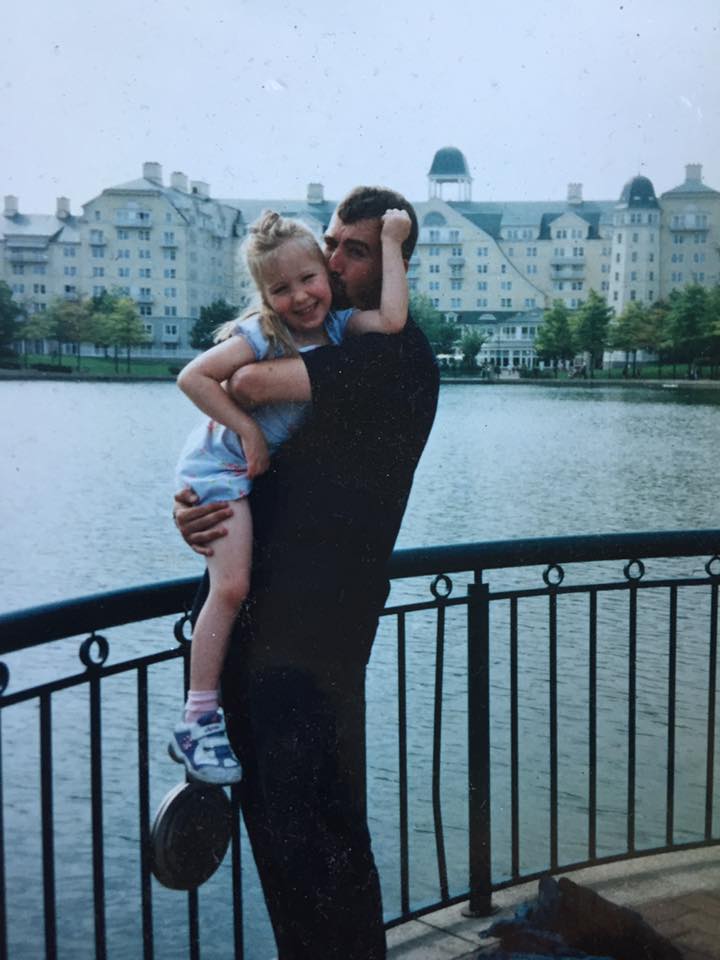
top-left (1, 379), bottom-right (719, 959)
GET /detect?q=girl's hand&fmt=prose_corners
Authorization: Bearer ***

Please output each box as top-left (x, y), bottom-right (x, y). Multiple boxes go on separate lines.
top-left (381, 209), bottom-right (412, 246)
top-left (240, 422), bottom-right (270, 478)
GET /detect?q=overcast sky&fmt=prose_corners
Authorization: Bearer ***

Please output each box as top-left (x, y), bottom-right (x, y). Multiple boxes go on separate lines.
top-left (2, 0), bottom-right (718, 213)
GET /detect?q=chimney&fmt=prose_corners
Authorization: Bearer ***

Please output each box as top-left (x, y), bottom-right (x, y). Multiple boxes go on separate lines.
top-left (685, 163), bottom-right (702, 183)
top-left (56, 196), bottom-right (71, 219)
top-left (171, 171), bottom-right (189, 192)
top-left (3, 195), bottom-right (18, 218)
top-left (142, 161), bottom-right (163, 185)
top-left (307, 182), bottom-right (324, 205)
top-left (190, 180), bottom-right (210, 199)
top-left (567, 182), bottom-right (583, 205)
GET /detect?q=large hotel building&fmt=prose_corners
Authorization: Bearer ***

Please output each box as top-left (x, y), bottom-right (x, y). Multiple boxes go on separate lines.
top-left (2, 149), bottom-right (718, 368)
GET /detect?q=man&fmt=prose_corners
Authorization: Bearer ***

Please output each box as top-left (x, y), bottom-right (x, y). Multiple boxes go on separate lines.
top-left (174, 186), bottom-right (439, 958)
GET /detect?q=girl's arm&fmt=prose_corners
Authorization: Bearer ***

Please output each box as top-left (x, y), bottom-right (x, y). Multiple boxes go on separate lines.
top-left (177, 336), bottom-right (269, 477)
top-left (346, 209), bottom-right (411, 337)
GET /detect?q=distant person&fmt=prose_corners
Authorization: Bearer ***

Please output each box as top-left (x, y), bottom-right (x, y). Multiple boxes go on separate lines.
top-left (169, 208), bottom-right (413, 784)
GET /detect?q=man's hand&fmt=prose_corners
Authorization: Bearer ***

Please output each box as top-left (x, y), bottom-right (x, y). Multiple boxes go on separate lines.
top-left (239, 421), bottom-right (270, 479)
top-left (173, 487), bottom-right (233, 557)
top-left (381, 209), bottom-right (412, 246)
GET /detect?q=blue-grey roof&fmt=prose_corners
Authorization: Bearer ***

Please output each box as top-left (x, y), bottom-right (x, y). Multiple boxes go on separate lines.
top-left (429, 147), bottom-right (471, 178)
top-left (218, 198), bottom-right (336, 232)
top-left (0, 213), bottom-right (77, 241)
top-left (447, 200), bottom-right (613, 238)
top-left (661, 178), bottom-right (720, 198)
top-left (618, 175), bottom-right (659, 209)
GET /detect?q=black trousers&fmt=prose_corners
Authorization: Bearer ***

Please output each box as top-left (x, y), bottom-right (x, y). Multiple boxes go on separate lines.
top-left (219, 589), bottom-right (387, 960)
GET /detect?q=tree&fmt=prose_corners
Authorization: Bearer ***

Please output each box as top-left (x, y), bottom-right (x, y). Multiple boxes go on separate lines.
top-left (13, 311), bottom-right (53, 365)
top-left (666, 284), bottom-right (711, 375)
top-left (609, 300), bottom-right (651, 374)
top-left (535, 300), bottom-right (575, 376)
top-left (103, 297), bottom-right (150, 372)
top-left (0, 281), bottom-right (23, 356)
top-left (571, 290), bottom-right (612, 378)
top-left (408, 293), bottom-right (460, 357)
top-left (190, 299), bottom-right (239, 351)
top-left (46, 296), bottom-right (98, 368)
top-left (459, 331), bottom-right (486, 370)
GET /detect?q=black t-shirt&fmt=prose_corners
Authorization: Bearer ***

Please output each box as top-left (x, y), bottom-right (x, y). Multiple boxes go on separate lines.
top-left (243, 317), bottom-right (439, 664)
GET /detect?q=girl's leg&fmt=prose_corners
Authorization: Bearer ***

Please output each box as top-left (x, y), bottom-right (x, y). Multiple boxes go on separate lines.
top-left (189, 497), bottom-right (253, 695)
top-left (169, 498), bottom-right (252, 785)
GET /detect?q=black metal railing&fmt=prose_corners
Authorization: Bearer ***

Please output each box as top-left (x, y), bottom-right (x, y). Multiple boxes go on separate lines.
top-left (1, 529), bottom-right (719, 959)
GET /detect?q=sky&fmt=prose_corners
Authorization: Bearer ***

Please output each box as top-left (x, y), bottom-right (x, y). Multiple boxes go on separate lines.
top-left (2, 0), bottom-right (719, 213)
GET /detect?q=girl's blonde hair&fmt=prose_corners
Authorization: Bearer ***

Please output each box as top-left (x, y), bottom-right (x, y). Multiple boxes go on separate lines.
top-left (214, 211), bottom-right (327, 356)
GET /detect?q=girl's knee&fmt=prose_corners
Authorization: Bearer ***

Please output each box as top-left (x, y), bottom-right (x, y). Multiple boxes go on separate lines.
top-left (210, 576), bottom-right (250, 611)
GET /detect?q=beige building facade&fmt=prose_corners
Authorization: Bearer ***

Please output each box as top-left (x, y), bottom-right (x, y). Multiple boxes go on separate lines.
top-left (2, 151), bottom-right (718, 365)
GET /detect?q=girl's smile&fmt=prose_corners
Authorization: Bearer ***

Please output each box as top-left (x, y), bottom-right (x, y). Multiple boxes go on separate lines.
top-left (261, 240), bottom-right (333, 346)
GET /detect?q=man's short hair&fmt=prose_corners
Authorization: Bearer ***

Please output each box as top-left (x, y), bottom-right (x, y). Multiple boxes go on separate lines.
top-left (335, 187), bottom-right (419, 260)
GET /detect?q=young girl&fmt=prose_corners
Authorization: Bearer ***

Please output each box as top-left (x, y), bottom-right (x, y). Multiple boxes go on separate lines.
top-left (170, 207), bottom-right (411, 784)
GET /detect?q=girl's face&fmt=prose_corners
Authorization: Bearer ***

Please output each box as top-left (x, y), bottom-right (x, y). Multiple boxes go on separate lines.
top-left (260, 240), bottom-right (332, 341)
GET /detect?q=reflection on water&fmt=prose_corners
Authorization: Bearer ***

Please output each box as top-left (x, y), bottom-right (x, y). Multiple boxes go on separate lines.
top-left (1, 381), bottom-right (719, 958)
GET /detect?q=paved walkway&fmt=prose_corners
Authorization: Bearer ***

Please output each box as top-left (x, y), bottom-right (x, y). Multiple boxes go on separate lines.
top-left (386, 846), bottom-right (720, 959)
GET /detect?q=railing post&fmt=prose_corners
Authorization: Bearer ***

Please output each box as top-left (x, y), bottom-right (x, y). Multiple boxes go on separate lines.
top-left (465, 575), bottom-right (493, 916)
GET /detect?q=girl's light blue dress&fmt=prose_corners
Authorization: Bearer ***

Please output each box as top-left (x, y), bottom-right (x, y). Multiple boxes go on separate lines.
top-left (175, 310), bottom-right (353, 504)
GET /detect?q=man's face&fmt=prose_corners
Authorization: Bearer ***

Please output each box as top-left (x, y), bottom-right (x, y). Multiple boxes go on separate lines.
top-left (323, 213), bottom-right (383, 311)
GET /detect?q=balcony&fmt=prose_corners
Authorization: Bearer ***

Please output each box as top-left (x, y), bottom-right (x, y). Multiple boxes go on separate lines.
top-left (550, 255), bottom-right (585, 266)
top-left (1, 530), bottom-right (719, 958)
top-left (6, 250), bottom-right (49, 264)
top-left (447, 256), bottom-right (465, 267)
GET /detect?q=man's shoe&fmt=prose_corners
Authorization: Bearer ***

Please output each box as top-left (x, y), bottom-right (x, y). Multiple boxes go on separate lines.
top-left (169, 709), bottom-right (242, 786)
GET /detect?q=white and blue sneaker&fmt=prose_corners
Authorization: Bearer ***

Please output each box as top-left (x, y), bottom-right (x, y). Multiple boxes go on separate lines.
top-left (169, 709), bottom-right (242, 785)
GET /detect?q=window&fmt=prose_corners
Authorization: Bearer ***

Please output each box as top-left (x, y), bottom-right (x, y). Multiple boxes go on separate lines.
top-left (671, 253), bottom-right (684, 263)
top-left (648, 253), bottom-right (655, 262)
top-left (93, 267), bottom-right (105, 277)
top-left (571, 281), bottom-right (583, 290)
top-left (164, 307), bottom-right (177, 318)
top-left (430, 264), bottom-right (440, 274)
top-left (631, 252), bottom-right (638, 263)
top-left (140, 287), bottom-right (151, 298)
top-left (118, 267), bottom-right (130, 278)
top-left (555, 229), bottom-right (567, 239)
top-left (118, 249), bottom-right (130, 259)
top-left (573, 247), bottom-right (584, 257)
top-left (507, 247), bottom-right (514, 257)
top-left (11, 283), bottom-right (25, 294)
top-left (601, 281), bottom-right (609, 292)
top-left (33, 283), bottom-right (46, 294)
top-left (64, 266), bottom-right (77, 276)
top-left (615, 254), bottom-right (621, 263)
top-left (500, 264), bottom-right (507, 274)
top-left (526, 264), bottom-right (537, 274)
top-left (672, 234), bottom-right (684, 245)
top-left (526, 247), bottom-right (537, 257)
top-left (477, 247), bottom-right (488, 257)
top-left (648, 271), bottom-right (655, 281)
top-left (163, 231), bottom-right (176, 244)
top-left (693, 253), bottom-right (706, 263)
top-left (630, 272), bottom-right (637, 282)
top-left (139, 267), bottom-right (151, 278)
top-left (164, 323), bottom-right (178, 334)
top-left (477, 264), bottom-right (488, 274)
top-left (92, 285), bottom-right (106, 296)
top-left (613, 291), bottom-right (619, 302)
top-left (450, 297), bottom-right (461, 309)
top-left (630, 290), bottom-right (637, 301)
top-left (139, 249), bottom-right (151, 259)
top-left (94, 210), bottom-right (101, 221)
top-left (163, 268), bottom-right (176, 279)
top-left (140, 304), bottom-right (153, 316)
top-left (451, 279), bottom-right (462, 290)
top-left (451, 246), bottom-right (463, 257)
top-left (616, 234), bottom-right (622, 244)
top-left (429, 246), bottom-right (440, 256)
top-left (63, 246), bottom-right (76, 258)
top-left (449, 230), bottom-right (460, 242)
top-left (525, 298), bottom-right (536, 308)
top-left (32, 264), bottom-right (46, 275)
top-left (429, 230), bottom-right (440, 242)
top-left (164, 287), bottom-right (177, 298)
top-left (477, 281), bottom-right (488, 290)
top-left (501, 280), bottom-right (512, 290)
top-left (429, 281), bottom-right (439, 291)
top-left (90, 230), bottom-right (104, 243)
top-left (163, 249), bottom-right (176, 261)
top-left (431, 298), bottom-right (439, 307)
top-left (117, 229), bottom-right (129, 240)
top-left (476, 298), bottom-right (488, 308)
top-left (92, 247), bottom-right (105, 259)
top-left (500, 298), bottom-right (512, 308)
top-left (11, 264), bottom-right (24, 275)
top-left (632, 233), bottom-right (639, 243)
top-left (138, 229), bottom-right (151, 241)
